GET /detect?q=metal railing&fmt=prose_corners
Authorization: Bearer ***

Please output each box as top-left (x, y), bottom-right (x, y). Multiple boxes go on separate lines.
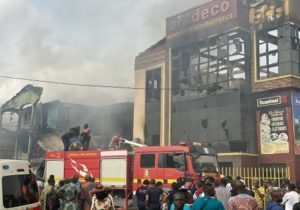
top-left (220, 166), bottom-right (291, 188)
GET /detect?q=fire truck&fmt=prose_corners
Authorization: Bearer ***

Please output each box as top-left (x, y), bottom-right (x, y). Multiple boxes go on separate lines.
top-left (43, 136), bottom-right (219, 209)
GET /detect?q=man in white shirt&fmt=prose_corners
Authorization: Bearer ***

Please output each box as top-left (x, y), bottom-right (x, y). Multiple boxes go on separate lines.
top-left (282, 183), bottom-right (299, 210)
top-left (215, 178), bottom-right (231, 209)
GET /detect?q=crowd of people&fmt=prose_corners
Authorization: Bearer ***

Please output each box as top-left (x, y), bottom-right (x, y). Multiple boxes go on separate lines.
top-left (135, 176), bottom-right (300, 210)
top-left (39, 174), bottom-right (114, 210)
top-left (39, 173), bottom-right (300, 210)
top-left (61, 123), bottom-right (91, 151)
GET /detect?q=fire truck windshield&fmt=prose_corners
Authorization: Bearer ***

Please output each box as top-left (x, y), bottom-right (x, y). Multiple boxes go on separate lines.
top-left (190, 145), bottom-right (218, 172)
top-left (192, 155), bottom-right (218, 173)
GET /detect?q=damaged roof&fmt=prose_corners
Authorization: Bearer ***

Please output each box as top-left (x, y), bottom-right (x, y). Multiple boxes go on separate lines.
top-left (1, 84), bottom-right (43, 112)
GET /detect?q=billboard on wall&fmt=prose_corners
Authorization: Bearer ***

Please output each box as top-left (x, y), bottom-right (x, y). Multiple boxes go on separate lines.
top-left (259, 107), bottom-right (289, 154)
top-left (166, 0), bottom-right (237, 37)
top-left (250, 0), bottom-right (285, 30)
top-left (292, 91), bottom-right (300, 154)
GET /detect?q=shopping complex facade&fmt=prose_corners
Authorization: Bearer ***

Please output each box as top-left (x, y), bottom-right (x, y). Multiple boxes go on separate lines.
top-left (133, 0), bottom-right (300, 181)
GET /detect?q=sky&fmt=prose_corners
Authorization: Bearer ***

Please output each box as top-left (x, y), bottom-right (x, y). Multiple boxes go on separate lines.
top-left (0, 0), bottom-right (210, 107)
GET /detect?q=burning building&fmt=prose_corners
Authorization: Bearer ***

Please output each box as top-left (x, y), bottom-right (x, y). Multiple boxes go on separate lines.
top-left (0, 85), bottom-right (133, 164)
top-left (133, 0), bottom-right (300, 181)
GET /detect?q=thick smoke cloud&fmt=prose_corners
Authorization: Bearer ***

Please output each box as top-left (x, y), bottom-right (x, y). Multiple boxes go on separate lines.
top-left (0, 0), bottom-right (210, 106)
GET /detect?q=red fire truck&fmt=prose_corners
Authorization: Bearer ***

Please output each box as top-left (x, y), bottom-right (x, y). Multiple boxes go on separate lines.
top-left (43, 136), bottom-right (219, 208)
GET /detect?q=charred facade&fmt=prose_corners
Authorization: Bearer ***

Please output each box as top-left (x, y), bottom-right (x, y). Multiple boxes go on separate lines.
top-left (134, 0), bottom-right (300, 181)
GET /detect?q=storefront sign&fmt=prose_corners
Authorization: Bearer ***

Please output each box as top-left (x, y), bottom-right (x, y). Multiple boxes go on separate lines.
top-left (251, 0), bottom-right (285, 30)
top-left (292, 91), bottom-right (300, 154)
top-left (259, 108), bottom-right (289, 154)
top-left (257, 95), bottom-right (287, 107)
top-left (166, 0), bottom-right (237, 36)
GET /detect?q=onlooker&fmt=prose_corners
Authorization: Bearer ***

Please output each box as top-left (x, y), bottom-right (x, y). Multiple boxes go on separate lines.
top-left (266, 190), bottom-right (283, 210)
top-left (170, 191), bottom-right (191, 210)
top-left (74, 175), bottom-right (81, 189)
top-left (168, 182), bottom-right (180, 210)
top-left (215, 178), bottom-right (231, 209)
top-left (228, 180), bottom-right (258, 210)
top-left (282, 183), bottom-right (299, 210)
top-left (44, 175), bottom-right (55, 189)
top-left (264, 179), bottom-right (274, 204)
top-left (193, 182), bottom-right (204, 200)
top-left (90, 186), bottom-right (114, 210)
top-left (226, 176), bottom-right (233, 191)
top-left (136, 180), bottom-right (149, 210)
top-left (80, 174), bottom-right (96, 210)
top-left (40, 178), bottom-right (56, 210)
top-left (146, 179), bottom-right (164, 210)
top-left (58, 176), bottom-right (80, 210)
top-left (252, 179), bottom-right (265, 210)
top-left (192, 183), bottom-right (225, 210)
top-left (281, 178), bottom-right (290, 194)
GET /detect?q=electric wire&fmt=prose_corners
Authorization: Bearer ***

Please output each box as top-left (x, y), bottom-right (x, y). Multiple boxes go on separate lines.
top-left (0, 75), bottom-right (225, 92)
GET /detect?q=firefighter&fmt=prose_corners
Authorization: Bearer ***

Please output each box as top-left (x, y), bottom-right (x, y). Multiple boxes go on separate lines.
top-left (146, 179), bottom-right (164, 210)
top-left (136, 180), bottom-right (149, 210)
top-left (61, 129), bottom-right (73, 151)
top-left (80, 123), bottom-right (91, 150)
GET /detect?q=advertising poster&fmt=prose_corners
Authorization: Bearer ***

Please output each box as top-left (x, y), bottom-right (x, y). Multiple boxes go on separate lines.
top-left (259, 107), bottom-right (289, 154)
top-left (292, 91), bottom-right (300, 154)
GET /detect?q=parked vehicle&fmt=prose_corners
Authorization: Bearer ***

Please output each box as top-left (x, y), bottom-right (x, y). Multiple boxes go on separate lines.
top-left (43, 136), bottom-right (219, 209)
top-left (0, 159), bottom-right (41, 210)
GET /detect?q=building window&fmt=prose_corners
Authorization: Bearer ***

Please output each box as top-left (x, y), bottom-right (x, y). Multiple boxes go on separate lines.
top-left (172, 30), bottom-right (248, 99)
top-left (158, 153), bottom-right (186, 171)
top-left (140, 154), bottom-right (155, 168)
top-left (257, 28), bottom-right (279, 79)
top-left (146, 69), bottom-right (161, 102)
top-left (257, 24), bottom-right (300, 79)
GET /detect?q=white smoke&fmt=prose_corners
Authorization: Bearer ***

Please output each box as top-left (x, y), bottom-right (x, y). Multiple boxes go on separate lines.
top-left (0, 0), bottom-right (210, 106)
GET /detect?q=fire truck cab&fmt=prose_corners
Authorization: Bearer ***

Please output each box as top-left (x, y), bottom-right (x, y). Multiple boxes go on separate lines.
top-left (133, 141), bottom-right (219, 191)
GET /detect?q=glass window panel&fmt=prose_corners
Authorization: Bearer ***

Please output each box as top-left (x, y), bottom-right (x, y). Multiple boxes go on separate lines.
top-left (200, 56), bottom-right (208, 63)
top-left (209, 66), bottom-right (217, 72)
top-left (259, 43), bottom-right (267, 53)
top-left (210, 60), bottom-right (217, 66)
top-left (269, 66), bottom-right (279, 75)
top-left (269, 52), bottom-right (278, 65)
top-left (259, 71), bottom-right (268, 79)
top-left (140, 154), bottom-right (155, 168)
top-left (268, 43), bottom-right (278, 51)
top-left (219, 69), bottom-right (228, 81)
top-left (199, 47), bottom-right (208, 53)
top-left (209, 44), bottom-right (217, 50)
top-left (259, 39), bottom-right (266, 44)
top-left (233, 72), bottom-right (245, 79)
top-left (210, 49), bottom-right (218, 57)
top-left (229, 54), bottom-right (243, 61)
top-left (200, 63), bottom-right (208, 71)
top-left (268, 29), bottom-right (278, 37)
top-left (218, 46), bottom-right (227, 58)
top-left (259, 56), bottom-right (267, 66)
